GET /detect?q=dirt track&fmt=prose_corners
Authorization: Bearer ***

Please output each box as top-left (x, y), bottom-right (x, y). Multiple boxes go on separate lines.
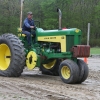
top-left (0, 58), bottom-right (100, 100)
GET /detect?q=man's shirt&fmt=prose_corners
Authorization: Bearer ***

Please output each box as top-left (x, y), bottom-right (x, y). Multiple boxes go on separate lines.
top-left (22, 18), bottom-right (34, 32)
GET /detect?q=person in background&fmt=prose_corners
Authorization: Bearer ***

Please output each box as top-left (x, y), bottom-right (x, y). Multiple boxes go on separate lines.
top-left (22, 11), bottom-right (36, 46)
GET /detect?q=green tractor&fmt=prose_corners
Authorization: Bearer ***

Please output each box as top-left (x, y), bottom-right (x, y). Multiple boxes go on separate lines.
top-left (0, 9), bottom-right (90, 84)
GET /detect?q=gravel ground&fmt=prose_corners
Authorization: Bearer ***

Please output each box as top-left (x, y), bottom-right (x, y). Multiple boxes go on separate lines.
top-left (0, 57), bottom-right (100, 100)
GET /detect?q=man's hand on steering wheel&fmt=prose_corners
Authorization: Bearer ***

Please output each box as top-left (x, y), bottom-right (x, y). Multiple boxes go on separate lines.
top-left (30, 26), bottom-right (34, 28)
top-left (30, 26), bottom-right (36, 30)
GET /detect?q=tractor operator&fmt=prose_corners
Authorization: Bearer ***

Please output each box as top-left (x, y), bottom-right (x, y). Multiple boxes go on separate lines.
top-left (22, 11), bottom-right (35, 46)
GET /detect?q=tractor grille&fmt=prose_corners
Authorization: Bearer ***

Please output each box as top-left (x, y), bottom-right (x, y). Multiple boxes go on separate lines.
top-left (66, 35), bottom-right (81, 51)
top-left (66, 36), bottom-right (74, 51)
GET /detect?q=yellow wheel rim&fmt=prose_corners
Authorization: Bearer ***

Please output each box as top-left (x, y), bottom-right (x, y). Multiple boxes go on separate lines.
top-left (0, 44), bottom-right (11, 70)
top-left (43, 60), bottom-right (56, 69)
top-left (26, 51), bottom-right (37, 70)
top-left (61, 66), bottom-right (71, 79)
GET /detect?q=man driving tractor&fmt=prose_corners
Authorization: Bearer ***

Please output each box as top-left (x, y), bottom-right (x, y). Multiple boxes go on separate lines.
top-left (22, 11), bottom-right (35, 46)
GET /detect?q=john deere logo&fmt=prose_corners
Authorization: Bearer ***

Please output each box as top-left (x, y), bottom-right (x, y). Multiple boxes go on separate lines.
top-left (75, 29), bottom-right (80, 33)
top-left (44, 37), bottom-right (56, 39)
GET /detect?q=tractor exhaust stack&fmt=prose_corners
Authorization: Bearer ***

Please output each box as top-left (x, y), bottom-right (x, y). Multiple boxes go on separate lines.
top-left (57, 8), bottom-right (62, 30)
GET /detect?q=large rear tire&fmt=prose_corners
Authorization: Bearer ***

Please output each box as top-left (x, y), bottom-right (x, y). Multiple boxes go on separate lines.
top-left (59, 59), bottom-right (79, 84)
top-left (0, 34), bottom-right (25, 77)
top-left (77, 59), bottom-right (89, 83)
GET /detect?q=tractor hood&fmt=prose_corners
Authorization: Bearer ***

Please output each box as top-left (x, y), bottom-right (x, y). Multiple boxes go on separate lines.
top-left (36, 28), bottom-right (82, 52)
top-left (36, 28), bottom-right (81, 36)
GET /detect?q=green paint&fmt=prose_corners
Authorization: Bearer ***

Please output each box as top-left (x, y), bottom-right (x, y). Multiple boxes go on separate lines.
top-left (36, 28), bottom-right (81, 36)
top-left (44, 52), bottom-right (72, 59)
top-left (66, 35), bottom-right (74, 51)
top-left (36, 55), bottom-right (41, 67)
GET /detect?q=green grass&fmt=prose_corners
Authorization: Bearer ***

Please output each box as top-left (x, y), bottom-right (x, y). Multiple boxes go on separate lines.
top-left (90, 47), bottom-right (100, 55)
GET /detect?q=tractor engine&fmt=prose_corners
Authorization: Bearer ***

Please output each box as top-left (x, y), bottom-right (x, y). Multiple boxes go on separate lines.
top-left (40, 42), bottom-right (61, 53)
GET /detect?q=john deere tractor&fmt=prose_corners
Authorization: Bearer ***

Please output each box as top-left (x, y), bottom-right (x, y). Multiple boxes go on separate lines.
top-left (0, 9), bottom-right (90, 84)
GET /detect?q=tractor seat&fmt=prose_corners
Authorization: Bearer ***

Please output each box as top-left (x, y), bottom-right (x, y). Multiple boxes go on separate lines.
top-left (17, 28), bottom-right (26, 37)
top-left (17, 28), bottom-right (34, 37)
top-left (18, 33), bottom-right (26, 37)
top-left (18, 33), bottom-right (34, 37)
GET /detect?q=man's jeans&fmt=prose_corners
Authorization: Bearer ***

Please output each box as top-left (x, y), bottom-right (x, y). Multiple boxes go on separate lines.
top-left (22, 31), bottom-right (36, 45)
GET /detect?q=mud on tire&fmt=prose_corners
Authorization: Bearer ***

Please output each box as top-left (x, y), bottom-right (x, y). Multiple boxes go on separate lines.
top-left (0, 33), bottom-right (25, 77)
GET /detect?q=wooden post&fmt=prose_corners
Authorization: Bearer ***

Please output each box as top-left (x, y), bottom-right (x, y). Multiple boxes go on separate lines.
top-left (87, 23), bottom-right (90, 45)
top-left (20, 0), bottom-right (24, 28)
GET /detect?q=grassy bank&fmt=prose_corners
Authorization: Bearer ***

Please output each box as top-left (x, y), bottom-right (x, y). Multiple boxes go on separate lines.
top-left (90, 47), bottom-right (100, 55)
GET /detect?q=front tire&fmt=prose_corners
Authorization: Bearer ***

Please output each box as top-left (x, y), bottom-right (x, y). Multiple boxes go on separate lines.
top-left (0, 34), bottom-right (25, 77)
top-left (59, 59), bottom-right (79, 84)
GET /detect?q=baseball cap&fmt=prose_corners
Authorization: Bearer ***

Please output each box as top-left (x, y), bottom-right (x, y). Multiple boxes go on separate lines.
top-left (27, 11), bottom-right (33, 15)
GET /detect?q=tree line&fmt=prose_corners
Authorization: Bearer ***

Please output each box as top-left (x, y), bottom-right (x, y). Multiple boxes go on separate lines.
top-left (0, 0), bottom-right (100, 47)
